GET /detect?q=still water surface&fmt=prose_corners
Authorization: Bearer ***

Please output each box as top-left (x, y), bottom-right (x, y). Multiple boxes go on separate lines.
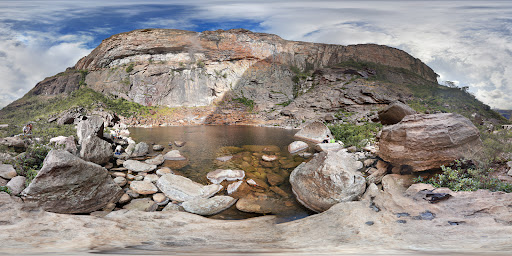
top-left (129, 125), bottom-right (314, 222)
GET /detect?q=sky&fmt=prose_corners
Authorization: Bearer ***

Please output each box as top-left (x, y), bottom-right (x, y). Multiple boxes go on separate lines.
top-left (1, 0), bottom-right (512, 109)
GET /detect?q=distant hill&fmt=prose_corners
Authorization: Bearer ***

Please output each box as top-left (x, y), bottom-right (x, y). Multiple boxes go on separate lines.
top-left (495, 109), bottom-right (512, 120)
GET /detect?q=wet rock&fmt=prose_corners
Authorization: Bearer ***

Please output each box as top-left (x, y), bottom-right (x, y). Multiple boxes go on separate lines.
top-left (236, 194), bottom-right (277, 214)
top-left (242, 145), bottom-right (280, 153)
top-left (315, 142), bottom-right (343, 152)
top-left (378, 113), bottom-right (482, 172)
top-left (0, 164), bottom-right (17, 180)
top-left (145, 154), bottom-right (165, 165)
top-left (21, 150), bottom-right (123, 214)
top-left (130, 181), bottom-right (158, 195)
top-left (163, 150), bottom-right (186, 161)
top-left (267, 172), bottom-right (285, 186)
top-left (80, 136), bottom-right (112, 165)
top-left (262, 155), bottom-right (278, 162)
top-left (113, 177), bottom-right (127, 186)
top-left (49, 136), bottom-right (77, 155)
top-left (227, 181), bottom-right (243, 195)
top-left (156, 174), bottom-right (222, 202)
top-left (247, 178), bottom-right (269, 189)
top-left (207, 169), bottom-right (245, 184)
top-left (299, 152), bottom-right (313, 158)
top-left (132, 142), bottom-right (149, 157)
top-left (174, 141), bottom-right (186, 147)
top-left (153, 144), bottom-right (164, 151)
top-left (290, 150), bottom-right (366, 212)
top-left (378, 101), bottom-right (416, 125)
top-left (294, 121), bottom-right (332, 143)
top-left (6, 176), bottom-right (26, 195)
top-left (123, 160), bottom-right (157, 173)
top-left (123, 198), bottom-right (158, 212)
top-left (182, 196), bottom-right (237, 216)
top-left (216, 156), bottom-right (233, 162)
top-left (118, 193), bottom-right (131, 204)
top-left (288, 141), bottom-right (309, 154)
top-left (270, 186), bottom-right (288, 198)
top-left (156, 167), bottom-right (173, 176)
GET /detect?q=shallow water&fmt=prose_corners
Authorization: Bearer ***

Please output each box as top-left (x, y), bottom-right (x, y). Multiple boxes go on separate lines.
top-left (129, 125), bottom-right (315, 221)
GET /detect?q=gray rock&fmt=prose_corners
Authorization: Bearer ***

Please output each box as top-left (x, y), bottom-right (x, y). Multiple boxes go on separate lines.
top-left (132, 142), bottom-right (149, 157)
top-left (123, 160), bottom-right (157, 173)
top-left (182, 196), bottom-right (237, 216)
top-left (290, 150), bottom-right (366, 212)
top-left (49, 136), bottom-right (77, 155)
top-left (124, 143), bottom-right (136, 157)
top-left (0, 164), bottom-right (17, 180)
top-left (118, 193), bottom-right (131, 204)
top-left (162, 202), bottom-right (184, 212)
top-left (130, 181), bottom-right (158, 195)
top-left (122, 198), bottom-right (158, 212)
top-left (378, 101), bottom-right (416, 125)
top-left (163, 150), bottom-right (186, 161)
top-left (77, 115), bottom-right (104, 144)
top-left (314, 142), bottom-right (343, 152)
top-left (143, 174), bottom-right (160, 183)
top-left (378, 113), bottom-right (482, 172)
top-left (216, 156), bottom-right (233, 162)
top-left (288, 141), bottom-right (309, 154)
top-left (174, 141), bottom-right (186, 147)
top-left (21, 150), bottom-right (123, 214)
top-left (156, 174), bottom-right (222, 202)
top-left (0, 137), bottom-right (26, 150)
top-left (153, 144), bottom-right (165, 151)
top-left (294, 121), bottom-right (332, 143)
top-left (80, 136), bottom-right (112, 165)
top-left (145, 154), bottom-right (165, 165)
top-left (0, 177), bottom-right (6, 186)
top-left (6, 176), bottom-right (26, 195)
top-left (156, 167), bottom-right (174, 176)
top-left (113, 177), bottom-right (127, 186)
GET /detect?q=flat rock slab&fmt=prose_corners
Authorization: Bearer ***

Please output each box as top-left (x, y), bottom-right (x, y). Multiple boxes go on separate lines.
top-left (21, 150), bottom-right (123, 214)
top-left (294, 121), bottom-right (332, 144)
top-left (288, 141), bottom-right (309, 154)
top-left (145, 154), bottom-right (165, 165)
top-left (156, 174), bottom-right (222, 202)
top-left (122, 198), bottom-right (158, 212)
top-left (216, 156), bottom-right (233, 162)
top-left (182, 196), bottom-right (237, 215)
top-left (207, 169), bottom-right (245, 184)
top-left (315, 143), bottom-right (343, 152)
top-left (130, 181), bottom-right (158, 195)
top-left (163, 150), bottom-right (186, 161)
top-left (123, 160), bottom-right (157, 173)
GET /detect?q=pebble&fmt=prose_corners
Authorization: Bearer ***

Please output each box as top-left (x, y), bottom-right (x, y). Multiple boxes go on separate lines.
top-left (126, 174), bottom-right (136, 180)
top-left (130, 181), bottom-right (158, 195)
top-left (152, 193), bottom-right (167, 203)
top-left (365, 221), bottom-right (375, 226)
top-left (126, 189), bottom-right (140, 198)
top-left (118, 193), bottom-right (131, 204)
top-left (113, 177), bottom-right (127, 186)
top-left (112, 172), bottom-right (126, 178)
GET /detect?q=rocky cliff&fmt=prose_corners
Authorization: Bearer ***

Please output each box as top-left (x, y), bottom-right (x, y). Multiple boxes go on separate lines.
top-left (33, 28), bottom-right (437, 109)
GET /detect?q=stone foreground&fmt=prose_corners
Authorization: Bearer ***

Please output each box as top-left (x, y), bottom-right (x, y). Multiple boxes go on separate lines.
top-left (2, 174), bottom-right (512, 255)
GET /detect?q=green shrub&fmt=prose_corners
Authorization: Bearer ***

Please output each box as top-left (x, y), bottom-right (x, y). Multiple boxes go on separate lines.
top-left (328, 122), bottom-right (382, 148)
top-left (125, 63), bottom-right (134, 73)
top-left (232, 96), bottom-right (255, 111)
top-left (414, 160), bottom-right (512, 192)
top-left (196, 60), bottom-right (205, 68)
top-left (0, 186), bottom-right (11, 194)
top-left (9, 143), bottom-right (49, 178)
top-left (25, 169), bottom-right (38, 187)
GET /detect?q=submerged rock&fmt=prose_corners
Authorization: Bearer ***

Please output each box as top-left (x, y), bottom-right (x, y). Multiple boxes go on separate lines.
top-left (289, 150), bottom-right (366, 212)
top-left (288, 141), bottom-right (309, 154)
top-left (294, 121), bottom-right (332, 143)
top-left (21, 150), bottom-right (123, 214)
top-left (216, 156), bottom-right (233, 162)
top-left (145, 154), bottom-right (165, 165)
top-left (378, 113), bottom-right (482, 172)
top-left (182, 196), bottom-right (237, 216)
top-left (227, 181), bottom-right (243, 195)
top-left (207, 169), bottom-right (245, 184)
top-left (174, 141), bottom-right (186, 147)
top-left (262, 155), bottom-right (278, 162)
top-left (163, 150), bottom-right (186, 161)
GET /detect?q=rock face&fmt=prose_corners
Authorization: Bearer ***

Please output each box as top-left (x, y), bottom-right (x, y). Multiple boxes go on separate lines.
top-left (67, 29), bottom-right (436, 109)
top-left (77, 115), bottom-right (104, 144)
top-left (21, 150), bottom-right (123, 213)
top-left (289, 150), bottom-right (366, 212)
top-left (181, 196), bottom-right (237, 216)
top-left (378, 113), bottom-right (482, 172)
top-left (294, 121), bottom-right (332, 143)
top-left (49, 136), bottom-right (77, 155)
top-left (378, 101), bottom-right (416, 125)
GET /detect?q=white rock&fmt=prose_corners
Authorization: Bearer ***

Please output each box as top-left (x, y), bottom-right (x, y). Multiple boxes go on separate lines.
top-left (262, 155), bottom-right (278, 162)
top-left (123, 160), bottom-right (157, 173)
top-left (288, 141), bottom-right (309, 154)
top-left (130, 181), bottom-right (158, 195)
top-left (156, 174), bottom-right (221, 202)
top-left (156, 167), bottom-right (174, 176)
top-left (113, 177), bottom-right (127, 186)
top-left (227, 181), bottom-right (243, 195)
top-left (206, 169), bottom-right (245, 184)
top-left (143, 174), bottom-right (160, 183)
top-left (163, 150), bottom-right (186, 160)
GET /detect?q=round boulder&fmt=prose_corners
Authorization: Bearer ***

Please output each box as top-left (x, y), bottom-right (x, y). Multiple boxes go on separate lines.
top-left (378, 101), bottom-right (416, 125)
top-left (289, 150), bottom-right (366, 213)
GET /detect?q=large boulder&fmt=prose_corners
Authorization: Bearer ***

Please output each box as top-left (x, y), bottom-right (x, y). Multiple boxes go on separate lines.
top-left (21, 150), bottom-right (123, 213)
top-left (289, 150), bottom-right (366, 212)
top-left (378, 113), bottom-right (482, 172)
top-left (156, 174), bottom-right (222, 202)
top-left (378, 101), bottom-right (416, 125)
top-left (0, 137), bottom-right (26, 150)
top-left (55, 107), bottom-right (86, 125)
top-left (80, 136), bottom-right (112, 165)
top-left (131, 142), bottom-right (149, 157)
top-left (49, 136), bottom-right (77, 155)
top-left (91, 109), bottom-right (120, 127)
top-left (294, 121), bottom-right (332, 143)
top-left (288, 141), bottom-right (309, 154)
top-left (77, 115), bottom-right (104, 144)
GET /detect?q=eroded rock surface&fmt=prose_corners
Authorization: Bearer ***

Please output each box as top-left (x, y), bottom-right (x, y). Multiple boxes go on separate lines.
top-left (378, 101), bottom-right (416, 125)
top-left (378, 113), bottom-right (482, 171)
top-left (294, 121), bottom-right (332, 144)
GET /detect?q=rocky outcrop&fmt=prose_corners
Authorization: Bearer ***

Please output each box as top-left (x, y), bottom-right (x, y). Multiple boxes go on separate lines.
top-left (28, 69), bottom-right (82, 96)
top-left (21, 150), bottom-right (123, 213)
top-left (378, 101), bottom-right (416, 125)
top-left (378, 113), bottom-right (482, 171)
top-left (289, 150), bottom-right (365, 212)
top-left (77, 115), bottom-right (104, 144)
top-left (0, 137), bottom-right (26, 150)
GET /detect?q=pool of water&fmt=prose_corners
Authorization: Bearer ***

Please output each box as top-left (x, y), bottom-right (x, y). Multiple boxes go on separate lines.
top-left (129, 125), bottom-right (315, 222)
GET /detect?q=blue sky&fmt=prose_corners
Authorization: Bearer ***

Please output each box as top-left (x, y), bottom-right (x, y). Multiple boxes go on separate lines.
top-left (1, 0), bottom-right (512, 109)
